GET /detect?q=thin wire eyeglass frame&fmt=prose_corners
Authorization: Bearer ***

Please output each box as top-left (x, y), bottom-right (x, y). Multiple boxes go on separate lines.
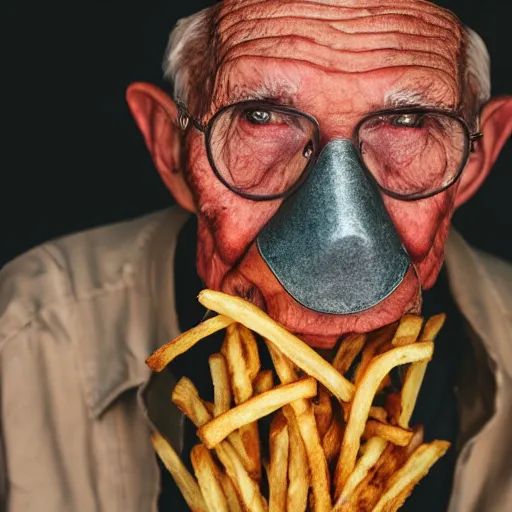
top-left (176, 100), bottom-right (483, 202)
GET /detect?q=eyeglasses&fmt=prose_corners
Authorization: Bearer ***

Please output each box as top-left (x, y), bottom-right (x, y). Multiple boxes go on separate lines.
top-left (177, 100), bottom-right (483, 201)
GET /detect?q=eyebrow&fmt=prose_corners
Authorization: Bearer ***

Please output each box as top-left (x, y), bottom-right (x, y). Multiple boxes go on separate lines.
top-left (225, 83), bottom-right (298, 107)
top-left (214, 85), bottom-right (460, 122)
top-left (225, 86), bottom-right (456, 112)
top-left (383, 90), bottom-right (457, 112)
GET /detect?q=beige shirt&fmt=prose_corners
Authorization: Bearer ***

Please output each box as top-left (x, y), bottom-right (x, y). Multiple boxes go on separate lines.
top-left (0, 206), bottom-right (510, 512)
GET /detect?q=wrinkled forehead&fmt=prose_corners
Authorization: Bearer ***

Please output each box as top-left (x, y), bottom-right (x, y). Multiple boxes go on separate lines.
top-left (213, 0), bottom-right (465, 112)
top-left (217, 0), bottom-right (463, 40)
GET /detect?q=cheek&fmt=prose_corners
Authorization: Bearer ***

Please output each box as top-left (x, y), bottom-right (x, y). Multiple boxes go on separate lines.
top-left (187, 134), bottom-right (281, 265)
top-left (382, 189), bottom-right (456, 262)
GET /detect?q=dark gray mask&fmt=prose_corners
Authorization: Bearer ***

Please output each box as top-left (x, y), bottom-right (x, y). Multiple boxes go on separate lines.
top-left (256, 139), bottom-right (410, 315)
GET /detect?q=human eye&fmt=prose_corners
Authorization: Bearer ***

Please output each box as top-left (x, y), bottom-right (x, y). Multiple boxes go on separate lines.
top-left (358, 111), bottom-right (466, 197)
top-left (245, 109), bottom-right (274, 125)
top-left (389, 113), bottom-right (426, 128)
top-left (209, 104), bottom-right (317, 197)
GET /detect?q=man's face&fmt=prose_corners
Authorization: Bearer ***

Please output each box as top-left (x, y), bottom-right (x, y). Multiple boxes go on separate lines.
top-left (183, 0), bottom-right (467, 347)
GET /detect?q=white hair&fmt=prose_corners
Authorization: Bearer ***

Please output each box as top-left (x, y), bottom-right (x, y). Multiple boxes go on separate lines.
top-left (163, 6), bottom-right (220, 116)
top-left (464, 27), bottom-right (491, 109)
top-left (163, 7), bottom-right (491, 120)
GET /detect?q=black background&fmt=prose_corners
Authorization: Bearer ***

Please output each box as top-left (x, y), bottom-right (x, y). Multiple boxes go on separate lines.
top-left (2, 1), bottom-right (511, 268)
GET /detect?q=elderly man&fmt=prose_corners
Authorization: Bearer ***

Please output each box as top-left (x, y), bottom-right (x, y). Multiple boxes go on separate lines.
top-left (0, 0), bottom-right (511, 511)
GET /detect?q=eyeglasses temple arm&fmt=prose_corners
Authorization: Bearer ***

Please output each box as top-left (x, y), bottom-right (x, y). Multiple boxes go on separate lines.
top-left (176, 102), bottom-right (207, 133)
top-left (469, 132), bottom-right (483, 152)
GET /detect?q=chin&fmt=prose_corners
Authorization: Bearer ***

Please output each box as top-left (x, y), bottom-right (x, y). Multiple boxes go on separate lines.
top-left (218, 244), bottom-right (422, 349)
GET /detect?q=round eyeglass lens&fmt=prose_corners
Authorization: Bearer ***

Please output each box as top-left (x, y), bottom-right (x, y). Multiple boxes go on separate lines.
top-left (208, 104), bottom-right (317, 198)
top-left (357, 112), bottom-right (468, 198)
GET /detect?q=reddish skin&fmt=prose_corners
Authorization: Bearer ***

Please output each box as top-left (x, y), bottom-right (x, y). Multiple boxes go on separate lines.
top-left (127, 0), bottom-right (512, 348)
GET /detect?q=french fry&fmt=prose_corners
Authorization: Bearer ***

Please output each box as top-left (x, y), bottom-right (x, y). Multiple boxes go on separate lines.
top-left (198, 290), bottom-right (354, 403)
top-left (239, 422), bottom-right (261, 481)
top-left (146, 315), bottom-right (235, 371)
top-left (209, 353), bottom-right (231, 417)
top-left (191, 444), bottom-right (230, 512)
top-left (215, 441), bottom-right (269, 512)
top-left (338, 426), bottom-right (425, 511)
top-left (150, 292), bottom-right (451, 512)
top-left (338, 444), bottom-right (402, 511)
top-left (369, 406), bottom-right (388, 422)
top-left (291, 404), bottom-right (331, 512)
top-left (172, 378), bottom-right (254, 484)
top-left (238, 324), bottom-right (261, 382)
top-left (363, 420), bottom-right (413, 447)
top-left (419, 314), bottom-right (446, 342)
top-left (171, 378), bottom-right (268, 512)
top-left (265, 342), bottom-right (299, 384)
top-left (268, 346), bottom-right (331, 512)
top-left (332, 333), bottom-right (366, 375)
top-left (332, 436), bottom-right (387, 511)
top-left (198, 378), bottom-right (318, 449)
top-left (404, 425), bottom-right (425, 457)
top-left (268, 413), bottom-right (289, 512)
top-left (376, 341), bottom-right (394, 355)
top-left (226, 430), bottom-right (252, 468)
top-left (385, 393), bottom-right (402, 424)
top-left (372, 441), bottom-right (450, 512)
top-left (312, 386), bottom-right (333, 438)
top-left (334, 342), bottom-right (434, 497)
top-left (151, 433), bottom-right (208, 512)
top-left (353, 323), bottom-right (396, 385)
top-left (398, 314), bottom-right (446, 428)
top-left (222, 325), bottom-right (261, 479)
top-left (398, 363), bottom-right (428, 429)
top-left (322, 418), bottom-right (343, 464)
top-left (359, 436), bottom-right (386, 458)
top-left (340, 401), bottom-right (351, 423)
top-left (220, 474), bottom-right (243, 512)
top-left (254, 370), bottom-right (274, 394)
top-left (203, 400), bottom-right (216, 416)
top-left (222, 325), bottom-right (253, 404)
top-left (172, 377), bottom-right (212, 427)
top-left (282, 405), bottom-right (309, 512)
top-left (391, 315), bottom-right (424, 346)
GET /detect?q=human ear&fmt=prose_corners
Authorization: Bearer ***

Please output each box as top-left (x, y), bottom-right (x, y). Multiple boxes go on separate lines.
top-left (126, 82), bottom-right (196, 213)
top-left (455, 95), bottom-right (512, 208)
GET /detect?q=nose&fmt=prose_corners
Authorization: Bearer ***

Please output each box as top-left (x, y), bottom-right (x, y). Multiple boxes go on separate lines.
top-left (257, 139), bottom-right (410, 315)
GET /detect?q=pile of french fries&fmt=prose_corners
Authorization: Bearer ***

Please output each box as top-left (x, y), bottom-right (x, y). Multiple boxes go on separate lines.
top-left (146, 289), bottom-right (450, 512)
